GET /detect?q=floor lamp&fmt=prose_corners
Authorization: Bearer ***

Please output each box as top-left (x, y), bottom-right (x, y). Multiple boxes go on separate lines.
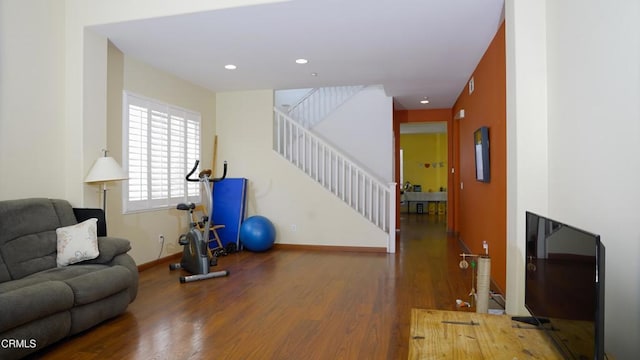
top-left (85, 150), bottom-right (127, 212)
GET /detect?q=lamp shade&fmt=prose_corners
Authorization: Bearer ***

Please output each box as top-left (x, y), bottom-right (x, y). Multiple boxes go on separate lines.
top-left (85, 156), bottom-right (128, 183)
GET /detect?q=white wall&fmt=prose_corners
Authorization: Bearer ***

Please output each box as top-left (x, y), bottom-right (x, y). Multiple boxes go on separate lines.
top-left (504, 0), bottom-right (549, 316)
top-left (215, 90), bottom-right (387, 249)
top-left (82, 30), bottom-right (109, 206)
top-left (313, 85), bottom-right (394, 182)
top-left (507, 0), bottom-right (640, 358)
top-left (546, 1), bottom-right (640, 357)
top-left (0, 0), bottom-right (66, 200)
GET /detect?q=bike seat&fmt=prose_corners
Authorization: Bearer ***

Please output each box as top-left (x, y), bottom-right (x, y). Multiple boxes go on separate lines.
top-left (176, 202), bottom-right (196, 211)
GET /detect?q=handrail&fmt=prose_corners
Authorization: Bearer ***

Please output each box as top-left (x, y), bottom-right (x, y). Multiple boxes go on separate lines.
top-left (287, 88), bottom-right (318, 114)
top-left (285, 86), bottom-right (364, 129)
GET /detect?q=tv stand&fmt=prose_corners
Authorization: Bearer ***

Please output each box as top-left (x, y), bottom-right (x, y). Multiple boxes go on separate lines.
top-left (512, 316), bottom-right (550, 326)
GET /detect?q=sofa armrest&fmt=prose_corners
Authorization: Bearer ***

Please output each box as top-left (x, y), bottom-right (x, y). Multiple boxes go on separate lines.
top-left (73, 208), bottom-right (107, 236)
top-left (110, 253), bottom-right (139, 302)
top-left (79, 237), bottom-right (132, 265)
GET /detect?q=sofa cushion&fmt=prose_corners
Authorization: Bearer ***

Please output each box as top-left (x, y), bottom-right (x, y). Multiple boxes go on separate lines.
top-left (0, 232), bottom-right (58, 280)
top-left (0, 280), bottom-right (74, 333)
top-left (0, 199), bottom-right (77, 245)
top-left (62, 265), bottom-right (132, 305)
top-left (56, 218), bottom-right (100, 267)
top-left (0, 198), bottom-right (77, 281)
top-left (19, 264), bottom-right (130, 300)
top-left (69, 290), bottom-right (131, 335)
top-left (0, 263), bottom-right (133, 334)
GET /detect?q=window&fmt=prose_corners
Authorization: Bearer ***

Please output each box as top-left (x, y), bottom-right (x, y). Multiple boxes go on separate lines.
top-left (123, 92), bottom-right (201, 213)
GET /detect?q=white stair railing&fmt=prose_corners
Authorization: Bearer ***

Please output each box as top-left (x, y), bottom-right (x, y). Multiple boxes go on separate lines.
top-left (274, 107), bottom-right (396, 253)
top-left (285, 86), bottom-right (365, 129)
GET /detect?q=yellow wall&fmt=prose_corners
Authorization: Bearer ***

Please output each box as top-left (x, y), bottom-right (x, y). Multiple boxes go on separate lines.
top-left (401, 133), bottom-right (448, 192)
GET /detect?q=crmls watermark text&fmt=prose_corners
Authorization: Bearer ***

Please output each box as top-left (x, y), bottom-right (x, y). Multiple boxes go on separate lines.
top-left (1, 338), bottom-right (37, 349)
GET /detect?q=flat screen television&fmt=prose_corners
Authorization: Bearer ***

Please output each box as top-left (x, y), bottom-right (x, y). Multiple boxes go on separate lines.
top-left (519, 211), bottom-right (605, 359)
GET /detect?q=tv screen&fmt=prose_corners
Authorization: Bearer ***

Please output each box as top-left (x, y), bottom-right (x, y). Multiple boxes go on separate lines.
top-left (524, 211), bottom-right (605, 360)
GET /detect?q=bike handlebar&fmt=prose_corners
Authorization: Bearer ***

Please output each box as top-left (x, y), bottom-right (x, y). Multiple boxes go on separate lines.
top-left (185, 160), bottom-right (200, 181)
top-left (185, 160), bottom-right (228, 183)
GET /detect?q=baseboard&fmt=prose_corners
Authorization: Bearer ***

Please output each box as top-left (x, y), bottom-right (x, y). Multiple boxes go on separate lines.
top-left (137, 245), bottom-right (386, 271)
top-left (273, 243), bottom-right (386, 253)
top-left (137, 252), bottom-right (181, 272)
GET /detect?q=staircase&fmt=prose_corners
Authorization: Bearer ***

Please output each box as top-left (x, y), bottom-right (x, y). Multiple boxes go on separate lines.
top-left (282, 86), bottom-right (364, 129)
top-left (273, 94), bottom-right (396, 253)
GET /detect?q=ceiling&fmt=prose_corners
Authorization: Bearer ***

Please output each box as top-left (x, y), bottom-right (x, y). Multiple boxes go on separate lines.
top-left (91, 0), bottom-right (504, 110)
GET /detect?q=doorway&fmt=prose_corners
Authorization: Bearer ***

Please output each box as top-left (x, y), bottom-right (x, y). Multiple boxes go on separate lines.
top-left (399, 121), bottom-right (448, 218)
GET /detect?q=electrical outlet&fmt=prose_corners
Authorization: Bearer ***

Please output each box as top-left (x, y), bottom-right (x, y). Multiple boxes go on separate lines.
top-left (158, 234), bottom-right (164, 243)
top-left (290, 224), bottom-right (297, 232)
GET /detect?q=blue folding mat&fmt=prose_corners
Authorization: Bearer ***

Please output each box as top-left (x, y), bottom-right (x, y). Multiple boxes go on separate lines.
top-left (210, 178), bottom-right (248, 249)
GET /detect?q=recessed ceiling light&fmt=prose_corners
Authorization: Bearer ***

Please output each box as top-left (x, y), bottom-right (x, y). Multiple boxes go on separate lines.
top-left (311, 72), bottom-right (318, 77)
top-left (420, 98), bottom-right (430, 104)
top-left (224, 64), bottom-right (237, 70)
top-left (295, 58), bottom-right (309, 64)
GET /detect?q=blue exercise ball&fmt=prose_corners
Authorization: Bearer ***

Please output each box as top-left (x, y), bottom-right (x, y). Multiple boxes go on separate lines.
top-left (240, 215), bottom-right (276, 252)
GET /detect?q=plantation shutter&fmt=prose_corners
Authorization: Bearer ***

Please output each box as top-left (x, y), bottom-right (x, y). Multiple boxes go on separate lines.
top-left (123, 92), bottom-right (201, 213)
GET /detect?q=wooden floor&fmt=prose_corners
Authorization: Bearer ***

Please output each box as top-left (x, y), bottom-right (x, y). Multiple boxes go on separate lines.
top-left (30, 214), bottom-right (475, 360)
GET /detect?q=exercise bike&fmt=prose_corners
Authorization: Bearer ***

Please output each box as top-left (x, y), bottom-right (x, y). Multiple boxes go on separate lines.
top-left (169, 160), bottom-right (230, 283)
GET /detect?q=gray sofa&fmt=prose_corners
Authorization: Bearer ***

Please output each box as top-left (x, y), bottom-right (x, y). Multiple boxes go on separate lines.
top-left (0, 198), bottom-right (138, 359)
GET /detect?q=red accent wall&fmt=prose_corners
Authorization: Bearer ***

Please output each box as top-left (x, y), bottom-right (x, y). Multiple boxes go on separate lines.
top-left (453, 23), bottom-right (506, 292)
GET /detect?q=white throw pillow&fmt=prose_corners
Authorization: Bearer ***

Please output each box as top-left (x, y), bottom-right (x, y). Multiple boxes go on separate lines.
top-left (56, 218), bottom-right (100, 267)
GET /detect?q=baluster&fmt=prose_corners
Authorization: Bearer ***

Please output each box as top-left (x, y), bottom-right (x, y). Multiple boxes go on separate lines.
top-left (368, 178), bottom-right (372, 221)
top-left (381, 188), bottom-right (387, 230)
top-left (284, 118), bottom-right (289, 160)
top-left (315, 139), bottom-right (319, 182)
top-left (355, 170), bottom-right (360, 213)
top-left (294, 125), bottom-right (301, 168)
top-left (341, 159), bottom-right (344, 198)
top-left (321, 144), bottom-right (325, 188)
top-left (333, 152), bottom-right (337, 195)
top-left (328, 148), bottom-right (331, 191)
top-left (302, 130), bottom-right (306, 173)
top-left (332, 151), bottom-right (336, 194)
top-left (370, 182), bottom-right (375, 225)
top-left (347, 164), bottom-right (352, 207)
top-left (290, 121), bottom-right (294, 162)
top-left (276, 114), bottom-right (281, 154)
